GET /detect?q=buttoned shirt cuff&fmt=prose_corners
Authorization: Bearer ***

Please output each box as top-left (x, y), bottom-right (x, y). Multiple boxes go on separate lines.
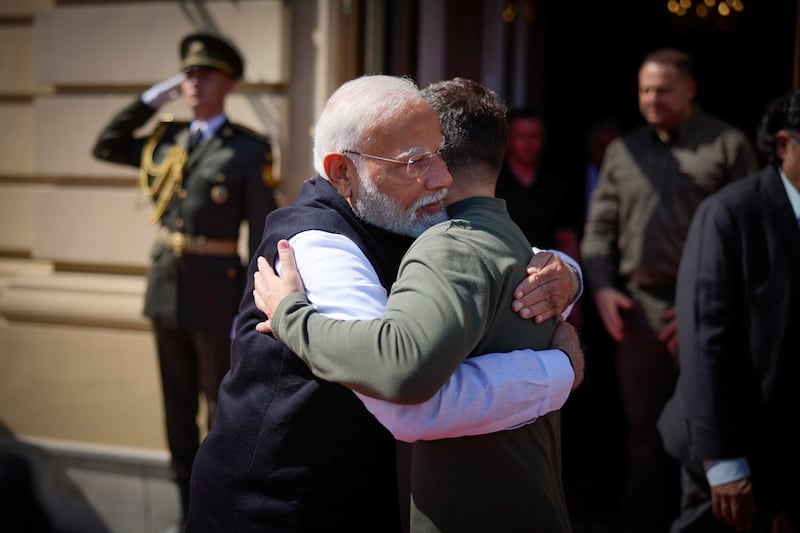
top-left (703, 458), bottom-right (751, 486)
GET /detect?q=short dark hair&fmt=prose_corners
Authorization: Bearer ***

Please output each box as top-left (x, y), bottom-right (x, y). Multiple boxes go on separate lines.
top-left (421, 78), bottom-right (508, 177)
top-left (756, 88), bottom-right (800, 164)
top-left (642, 48), bottom-right (694, 79)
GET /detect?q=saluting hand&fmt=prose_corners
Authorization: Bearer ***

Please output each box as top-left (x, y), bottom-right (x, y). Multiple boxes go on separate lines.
top-left (141, 72), bottom-right (187, 109)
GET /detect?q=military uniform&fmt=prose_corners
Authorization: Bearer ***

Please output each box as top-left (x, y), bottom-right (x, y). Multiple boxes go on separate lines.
top-left (91, 32), bottom-right (277, 522)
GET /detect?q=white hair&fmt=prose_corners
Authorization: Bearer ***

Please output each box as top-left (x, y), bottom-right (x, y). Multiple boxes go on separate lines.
top-left (313, 75), bottom-right (424, 179)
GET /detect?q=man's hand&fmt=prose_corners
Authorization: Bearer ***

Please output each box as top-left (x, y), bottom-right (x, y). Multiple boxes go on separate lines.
top-left (253, 239), bottom-right (306, 333)
top-left (512, 251), bottom-right (577, 323)
top-left (594, 287), bottom-right (634, 342)
top-left (657, 306), bottom-right (678, 355)
top-left (551, 320), bottom-right (584, 390)
top-left (141, 72), bottom-right (186, 108)
top-left (711, 477), bottom-right (756, 532)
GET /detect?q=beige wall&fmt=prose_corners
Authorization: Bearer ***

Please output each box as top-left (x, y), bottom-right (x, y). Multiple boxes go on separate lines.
top-left (34, 2), bottom-right (289, 85)
top-left (0, 0), bottom-right (324, 459)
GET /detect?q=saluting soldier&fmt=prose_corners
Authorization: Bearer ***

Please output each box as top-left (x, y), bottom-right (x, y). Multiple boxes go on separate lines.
top-left (91, 32), bottom-right (277, 526)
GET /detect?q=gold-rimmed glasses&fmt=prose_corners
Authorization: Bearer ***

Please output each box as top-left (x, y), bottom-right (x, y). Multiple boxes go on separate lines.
top-left (342, 144), bottom-right (448, 178)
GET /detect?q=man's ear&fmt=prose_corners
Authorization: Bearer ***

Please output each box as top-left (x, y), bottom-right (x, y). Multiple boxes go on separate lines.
top-left (324, 153), bottom-right (354, 198)
top-left (776, 130), bottom-right (790, 160)
top-left (222, 76), bottom-right (237, 95)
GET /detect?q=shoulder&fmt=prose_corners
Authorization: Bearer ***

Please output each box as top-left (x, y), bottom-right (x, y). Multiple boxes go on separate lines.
top-left (694, 110), bottom-right (749, 141)
top-left (150, 114), bottom-right (188, 138)
top-left (287, 230), bottom-right (386, 319)
top-left (409, 217), bottom-right (487, 261)
top-left (697, 169), bottom-right (767, 220)
top-left (609, 127), bottom-right (646, 152)
top-left (601, 130), bottom-right (644, 164)
top-left (226, 122), bottom-right (271, 145)
top-left (289, 231), bottom-right (369, 273)
top-left (158, 113), bottom-right (188, 128)
top-left (716, 167), bottom-right (769, 201)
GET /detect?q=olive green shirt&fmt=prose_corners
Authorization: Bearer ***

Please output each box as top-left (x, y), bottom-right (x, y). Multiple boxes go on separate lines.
top-left (272, 196), bottom-right (571, 532)
top-left (581, 109), bottom-right (759, 293)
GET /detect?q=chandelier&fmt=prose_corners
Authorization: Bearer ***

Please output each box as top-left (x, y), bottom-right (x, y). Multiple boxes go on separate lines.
top-left (668, 0), bottom-right (744, 30)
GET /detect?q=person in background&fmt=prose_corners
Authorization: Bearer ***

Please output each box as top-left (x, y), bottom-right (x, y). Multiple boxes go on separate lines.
top-left (583, 117), bottom-right (623, 219)
top-left (253, 77), bottom-right (582, 532)
top-left (91, 32), bottom-right (277, 526)
top-left (657, 88), bottom-right (800, 533)
top-left (580, 47), bottom-right (759, 532)
top-left (186, 74), bottom-right (583, 532)
top-left (496, 107), bottom-right (582, 257)
top-left (496, 108), bottom-right (583, 331)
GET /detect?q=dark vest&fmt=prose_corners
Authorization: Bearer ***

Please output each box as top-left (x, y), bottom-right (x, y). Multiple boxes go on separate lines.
top-left (186, 177), bottom-right (413, 532)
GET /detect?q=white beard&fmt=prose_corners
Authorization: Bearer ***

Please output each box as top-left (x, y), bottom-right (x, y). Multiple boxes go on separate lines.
top-left (352, 174), bottom-right (448, 237)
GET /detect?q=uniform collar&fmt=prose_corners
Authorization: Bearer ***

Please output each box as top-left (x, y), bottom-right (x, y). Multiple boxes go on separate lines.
top-left (190, 113), bottom-right (226, 140)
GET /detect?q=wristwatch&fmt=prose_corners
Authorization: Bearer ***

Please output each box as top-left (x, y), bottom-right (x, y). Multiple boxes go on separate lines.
top-left (567, 263), bottom-right (583, 304)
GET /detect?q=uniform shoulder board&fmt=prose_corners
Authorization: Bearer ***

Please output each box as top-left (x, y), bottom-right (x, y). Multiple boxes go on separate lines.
top-left (147, 120), bottom-right (170, 142)
top-left (157, 113), bottom-right (189, 129)
top-left (147, 116), bottom-right (185, 142)
top-left (230, 122), bottom-right (269, 143)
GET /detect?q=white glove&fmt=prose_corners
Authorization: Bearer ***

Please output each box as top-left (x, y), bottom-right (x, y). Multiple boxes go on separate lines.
top-left (141, 72), bottom-right (186, 109)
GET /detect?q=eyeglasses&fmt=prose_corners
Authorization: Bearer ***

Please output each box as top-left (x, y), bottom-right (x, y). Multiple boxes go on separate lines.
top-left (786, 130), bottom-right (800, 145)
top-left (342, 144), bottom-right (448, 178)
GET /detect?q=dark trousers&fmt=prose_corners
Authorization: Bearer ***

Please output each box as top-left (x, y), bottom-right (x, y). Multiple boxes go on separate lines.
top-left (152, 318), bottom-right (232, 520)
top-left (617, 285), bottom-right (681, 532)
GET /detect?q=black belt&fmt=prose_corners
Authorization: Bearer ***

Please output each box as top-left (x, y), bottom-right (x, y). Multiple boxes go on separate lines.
top-left (157, 227), bottom-right (238, 257)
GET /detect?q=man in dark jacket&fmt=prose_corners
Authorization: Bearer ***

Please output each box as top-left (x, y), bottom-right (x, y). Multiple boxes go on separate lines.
top-left (581, 48), bottom-right (760, 532)
top-left (658, 89), bottom-right (800, 532)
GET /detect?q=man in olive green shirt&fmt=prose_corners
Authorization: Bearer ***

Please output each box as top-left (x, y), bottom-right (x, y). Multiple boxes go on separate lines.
top-left (256, 78), bottom-right (579, 532)
top-left (581, 48), bottom-right (759, 531)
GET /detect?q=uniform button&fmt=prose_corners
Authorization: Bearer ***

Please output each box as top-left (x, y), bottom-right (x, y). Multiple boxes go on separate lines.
top-left (210, 185), bottom-right (229, 204)
top-left (175, 218), bottom-right (184, 229)
top-left (178, 189), bottom-right (188, 199)
top-left (226, 268), bottom-right (237, 278)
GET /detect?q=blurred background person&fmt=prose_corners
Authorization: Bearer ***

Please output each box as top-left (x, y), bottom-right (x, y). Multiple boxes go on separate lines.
top-left (658, 88), bottom-right (800, 533)
top-left (496, 107), bottom-right (583, 327)
top-left (91, 32), bottom-right (277, 527)
top-left (583, 117), bottom-right (624, 219)
top-left (496, 107), bottom-right (581, 256)
top-left (580, 47), bottom-right (759, 532)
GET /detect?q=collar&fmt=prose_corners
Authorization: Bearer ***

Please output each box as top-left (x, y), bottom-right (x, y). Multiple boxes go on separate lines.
top-left (649, 108), bottom-right (700, 145)
top-left (779, 166), bottom-right (800, 222)
top-left (190, 113), bottom-right (226, 140)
